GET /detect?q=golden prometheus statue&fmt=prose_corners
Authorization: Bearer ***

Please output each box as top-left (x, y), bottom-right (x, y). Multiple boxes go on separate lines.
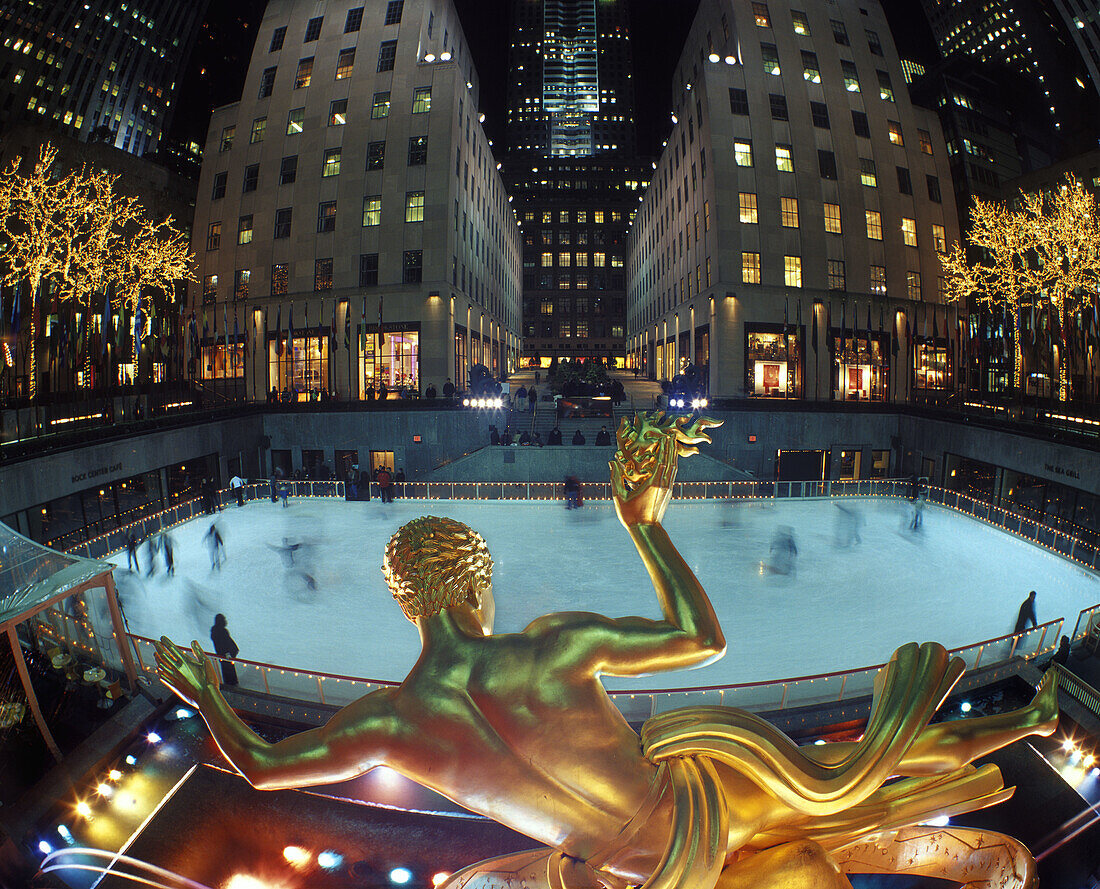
top-left (155, 412), bottom-right (1057, 889)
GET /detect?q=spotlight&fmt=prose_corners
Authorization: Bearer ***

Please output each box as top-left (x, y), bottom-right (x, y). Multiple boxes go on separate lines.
top-left (174, 708), bottom-right (194, 720)
top-left (708, 52), bottom-right (720, 63)
top-left (146, 731), bottom-right (161, 744)
top-left (124, 754), bottom-right (137, 765)
top-left (96, 783), bottom-right (114, 799)
top-left (462, 398), bottom-right (470, 406)
top-left (283, 846), bottom-right (311, 869)
top-left (960, 701), bottom-right (971, 713)
top-left (813, 739), bottom-right (826, 746)
top-left (724, 55), bottom-right (736, 65)
top-left (318, 851), bottom-right (344, 870)
top-left (57, 825), bottom-right (73, 843)
top-left (38, 840), bottom-right (52, 855)
top-left (433, 873), bottom-right (451, 886)
top-left (108, 769), bottom-right (122, 781)
top-left (390, 867), bottom-right (413, 885)
top-left (424, 53), bottom-right (436, 62)
top-left (75, 801), bottom-right (92, 819)
top-left (440, 51), bottom-right (452, 61)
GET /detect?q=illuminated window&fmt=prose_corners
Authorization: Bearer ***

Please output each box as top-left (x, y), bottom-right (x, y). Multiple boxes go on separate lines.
top-left (219, 125), bottom-right (234, 151)
top-left (784, 256), bottom-right (802, 288)
top-left (753, 2), bottom-right (771, 27)
top-left (272, 263), bottom-right (289, 295)
top-left (742, 252), bottom-right (761, 284)
top-left (541, 253), bottom-right (553, 267)
top-left (295, 57), bottom-right (314, 89)
top-left (541, 299), bottom-right (553, 315)
top-left (248, 117), bottom-right (266, 144)
top-left (286, 107), bottom-right (304, 134)
top-left (328, 99), bottom-right (347, 127)
top-left (203, 274), bottom-right (217, 301)
top-left (575, 253), bottom-right (588, 267)
top-left (560, 210), bottom-right (571, 224)
top-left (932, 224), bottom-right (946, 252)
top-left (304, 16), bottom-right (323, 42)
top-left (791, 10), bottom-right (810, 35)
top-left (901, 217), bottom-right (917, 247)
top-left (335, 47), bottom-right (355, 79)
top-left (734, 140), bottom-right (753, 166)
top-left (860, 157), bottom-right (877, 187)
top-left (412, 87), bottom-right (432, 113)
top-left (870, 265), bottom-right (886, 294)
top-left (593, 210), bottom-right (604, 224)
top-left (739, 192), bottom-right (758, 224)
top-left (403, 251), bottom-right (423, 284)
top-left (704, 201), bottom-right (710, 231)
top-left (238, 215), bottom-right (253, 244)
top-left (761, 42), bottom-right (780, 75)
top-left (314, 258), bottom-right (333, 291)
top-left (377, 40), bottom-right (397, 72)
top-left (235, 269), bottom-right (251, 300)
top-left (918, 129), bottom-right (933, 155)
top-left (558, 252), bottom-right (571, 267)
top-left (780, 197), bottom-right (799, 227)
top-left (907, 271), bottom-right (921, 299)
top-left (775, 143), bottom-right (793, 172)
top-left (362, 196), bottom-right (382, 226)
top-left (824, 203), bottom-right (842, 233)
top-left (371, 92), bottom-right (391, 118)
top-left (887, 120), bottom-right (903, 145)
top-left (801, 51), bottom-right (820, 82)
top-left (322, 148), bottom-right (341, 177)
top-left (317, 201), bottom-right (336, 233)
top-left (405, 191), bottom-right (424, 223)
top-left (877, 70), bottom-right (894, 102)
top-left (841, 60), bottom-right (860, 92)
top-left (593, 252), bottom-right (606, 267)
top-left (827, 260), bottom-right (845, 291)
top-left (866, 210), bottom-right (882, 240)
top-left (206, 222), bottom-right (221, 251)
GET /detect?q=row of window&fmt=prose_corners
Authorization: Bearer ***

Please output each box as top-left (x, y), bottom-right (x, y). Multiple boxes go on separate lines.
top-left (220, 87), bottom-right (431, 152)
top-left (736, 253), bottom-right (928, 298)
top-left (206, 191), bottom-right (429, 249)
top-left (754, 41), bottom-right (895, 101)
top-left (534, 252), bottom-right (623, 268)
top-left (749, 3), bottom-right (884, 56)
top-left (735, 193), bottom-right (946, 248)
top-left (202, 250), bottom-right (422, 303)
top-left (211, 137), bottom-right (429, 200)
top-left (519, 209), bottom-right (626, 225)
top-left (520, 273), bottom-right (627, 292)
top-left (267, 3), bottom-right (401, 53)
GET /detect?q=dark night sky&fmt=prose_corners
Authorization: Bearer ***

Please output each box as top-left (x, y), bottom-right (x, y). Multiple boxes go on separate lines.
top-left (172, 0), bottom-right (939, 159)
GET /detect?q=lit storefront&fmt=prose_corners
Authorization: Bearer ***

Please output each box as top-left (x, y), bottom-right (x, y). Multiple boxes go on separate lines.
top-left (914, 340), bottom-right (949, 391)
top-left (200, 342), bottom-right (245, 380)
top-left (268, 333), bottom-right (330, 399)
top-left (831, 331), bottom-right (889, 401)
top-left (359, 326), bottom-right (419, 397)
top-left (746, 325), bottom-right (802, 398)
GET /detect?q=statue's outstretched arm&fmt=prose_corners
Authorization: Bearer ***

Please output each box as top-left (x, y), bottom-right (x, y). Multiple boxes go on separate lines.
top-left (154, 637), bottom-right (390, 790)
top-left (546, 413), bottom-right (726, 677)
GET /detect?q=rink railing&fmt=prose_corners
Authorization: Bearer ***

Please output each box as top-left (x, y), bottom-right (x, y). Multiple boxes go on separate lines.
top-left (124, 619), bottom-right (1061, 723)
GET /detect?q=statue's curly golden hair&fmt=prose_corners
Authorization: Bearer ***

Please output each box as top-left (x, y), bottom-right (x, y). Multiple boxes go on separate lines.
top-left (382, 516), bottom-right (494, 621)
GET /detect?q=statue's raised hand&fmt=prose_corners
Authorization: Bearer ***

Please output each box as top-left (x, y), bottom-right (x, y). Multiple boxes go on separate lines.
top-left (611, 412), bottom-right (721, 527)
top-left (154, 636), bottom-right (220, 707)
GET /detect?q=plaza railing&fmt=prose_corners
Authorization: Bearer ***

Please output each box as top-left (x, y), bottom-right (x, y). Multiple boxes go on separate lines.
top-left (121, 619), bottom-right (1061, 724)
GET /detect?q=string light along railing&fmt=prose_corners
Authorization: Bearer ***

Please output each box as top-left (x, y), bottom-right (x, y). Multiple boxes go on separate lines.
top-left (124, 618), bottom-right (1063, 720)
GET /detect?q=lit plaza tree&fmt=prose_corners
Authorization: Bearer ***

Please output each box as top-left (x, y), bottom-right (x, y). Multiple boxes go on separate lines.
top-left (0, 143), bottom-right (194, 398)
top-left (940, 175), bottom-right (1100, 401)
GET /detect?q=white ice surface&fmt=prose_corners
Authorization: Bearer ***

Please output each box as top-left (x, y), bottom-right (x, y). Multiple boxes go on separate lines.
top-left (106, 497), bottom-right (1100, 691)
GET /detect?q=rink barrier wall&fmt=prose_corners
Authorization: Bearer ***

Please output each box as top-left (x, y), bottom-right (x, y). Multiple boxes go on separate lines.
top-left (50, 476), bottom-right (1098, 716)
top-left (121, 620), bottom-right (1062, 723)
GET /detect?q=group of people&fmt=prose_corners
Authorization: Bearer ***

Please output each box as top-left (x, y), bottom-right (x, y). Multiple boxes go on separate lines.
top-left (490, 425), bottom-right (614, 447)
top-left (266, 386), bottom-right (338, 403)
top-left (341, 461), bottom-right (405, 502)
top-left (125, 529), bottom-right (176, 576)
top-left (511, 385), bottom-right (540, 412)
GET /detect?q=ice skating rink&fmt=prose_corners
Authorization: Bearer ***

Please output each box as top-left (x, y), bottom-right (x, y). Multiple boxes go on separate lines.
top-left (106, 496), bottom-right (1100, 691)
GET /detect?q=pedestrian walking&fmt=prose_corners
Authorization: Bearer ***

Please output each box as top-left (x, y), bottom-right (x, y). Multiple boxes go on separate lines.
top-left (528, 386), bottom-right (538, 413)
top-left (229, 474), bottom-right (245, 507)
top-left (210, 614), bottom-right (239, 686)
top-left (1014, 591), bottom-right (1038, 633)
top-left (378, 467), bottom-right (394, 503)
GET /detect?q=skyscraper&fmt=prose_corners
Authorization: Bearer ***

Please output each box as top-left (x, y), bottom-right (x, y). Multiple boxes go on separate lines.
top-left (0, 0), bottom-right (210, 157)
top-left (505, 0), bottom-right (646, 366)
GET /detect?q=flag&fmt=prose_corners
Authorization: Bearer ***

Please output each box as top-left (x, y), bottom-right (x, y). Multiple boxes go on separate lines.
top-left (331, 299), bottom-right (338, 351)
top-left (866, 305), bottom-right (873, 346)
top-left (58, 313), bottom-right (69, 369)
top-left (223, 300), bottom-right (229, 350)
top-left (344, 300), bottom-right (351, 350)
top-left (378, 295), bottom-right (384, 351)
top-left (892, 310), bottom-right (899, 356)
top-left (811, 301), bottom-right (818, 353)
top-left (932, 306), bottom-right (939, 340)
top-left (202, 306), bottom-right (209, 341)
top-left (288, 302), bottom-right (294, 350)
top-left (783, 296), bottom-right (789, 333)
top-left (840, 300), bottom-right (846, 350)
top-left (233, 307), bottom-right (240, 371)
top-left (8, 282), bottom-right (18, 334)
top-left (275, 303), bottom-right (283, 357)
top-left (102, 294), bottom-right (112, 356)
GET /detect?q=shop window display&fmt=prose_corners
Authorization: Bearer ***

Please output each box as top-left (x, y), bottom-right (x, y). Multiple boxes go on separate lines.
top-left (745, 325), bottom-right (801, 397)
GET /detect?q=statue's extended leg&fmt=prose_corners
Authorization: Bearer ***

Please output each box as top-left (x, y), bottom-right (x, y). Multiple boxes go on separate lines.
top-left (833, 825), bottom-right (1036, 888)
top-left (806, 670), bottom-right (1058, 777)
top-left (714, 841), bottom-right (854, 889)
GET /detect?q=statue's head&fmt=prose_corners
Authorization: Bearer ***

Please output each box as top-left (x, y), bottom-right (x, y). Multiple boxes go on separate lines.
top-left (383, 516), bottom-right (494, 629)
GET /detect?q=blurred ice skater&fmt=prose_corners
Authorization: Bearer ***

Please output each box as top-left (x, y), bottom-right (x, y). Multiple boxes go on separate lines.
top-left (205, 522), bottom-right (225, 570)
top-left (768, 525), bottom-right (798, 576)
top-left (834, 503), bottom-right (863, 546)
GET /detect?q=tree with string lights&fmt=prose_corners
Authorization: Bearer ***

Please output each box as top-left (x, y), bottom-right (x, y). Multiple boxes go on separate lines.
top-left (940, 174), bottom-right (1100, 400)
